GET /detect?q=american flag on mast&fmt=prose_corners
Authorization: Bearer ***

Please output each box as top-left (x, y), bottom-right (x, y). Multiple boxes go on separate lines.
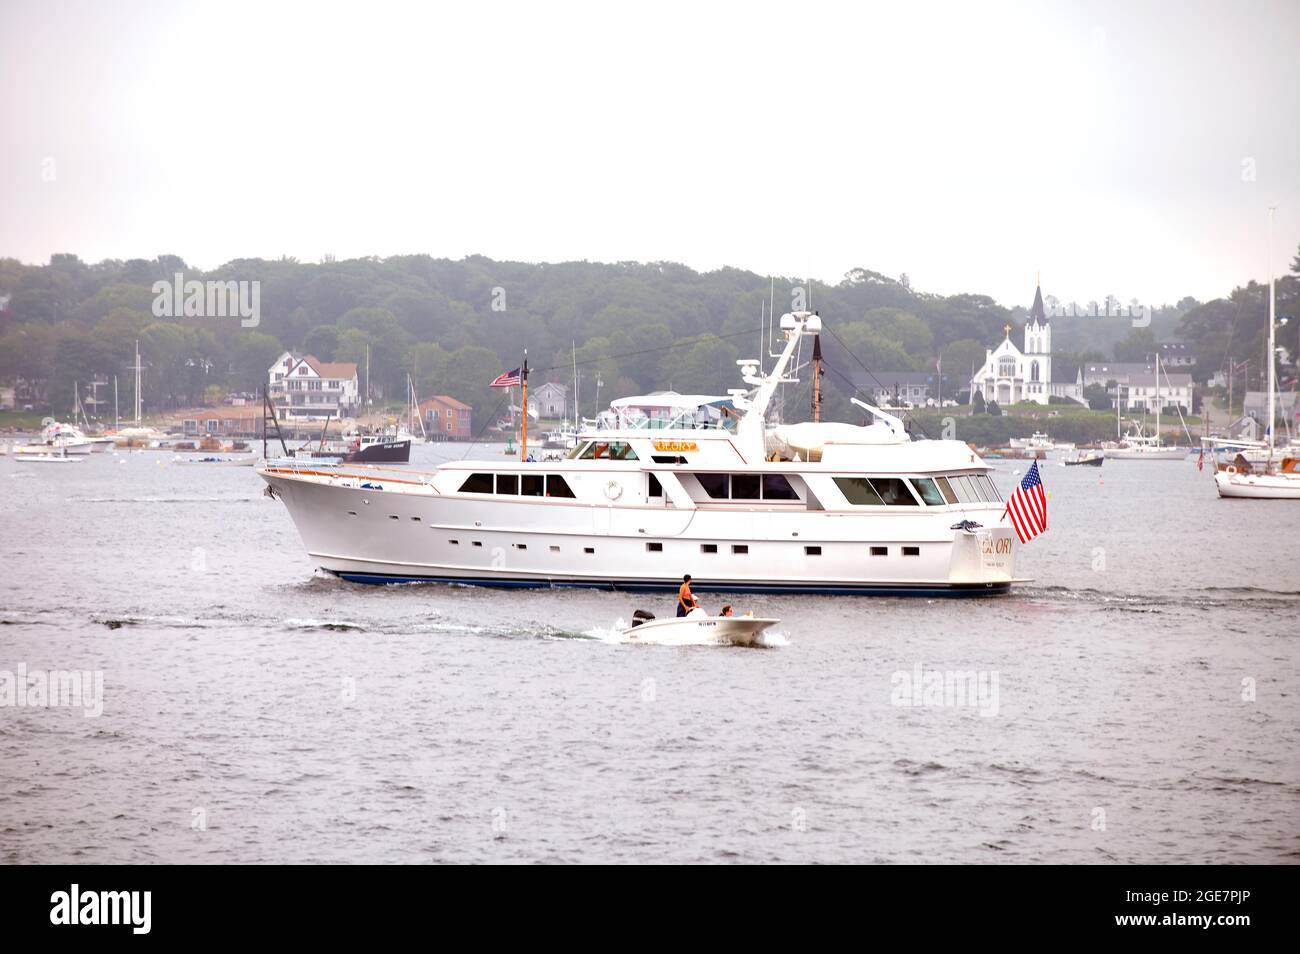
top-left (1004, 461), bottom-right (1048, 543)
top-left (490, 368), bottom-right (522, 388)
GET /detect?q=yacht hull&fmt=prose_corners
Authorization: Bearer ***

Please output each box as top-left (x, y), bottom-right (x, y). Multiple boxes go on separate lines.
top-left (262, 469), bottom-right (1018, 596)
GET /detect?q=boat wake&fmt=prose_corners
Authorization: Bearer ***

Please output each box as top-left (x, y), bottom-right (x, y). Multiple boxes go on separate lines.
top-left (1021, 584), bottom-right (1300, 613)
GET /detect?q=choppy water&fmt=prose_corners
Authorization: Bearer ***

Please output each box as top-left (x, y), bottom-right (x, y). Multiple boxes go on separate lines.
top-left (1, 443), bottom-right (1297, 863)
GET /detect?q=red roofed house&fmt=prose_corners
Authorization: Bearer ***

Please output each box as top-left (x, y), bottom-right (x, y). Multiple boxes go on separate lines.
top-left (267, 351), bottom-right (360, 421)
top-left (418, 395), bottom-right (473, 440)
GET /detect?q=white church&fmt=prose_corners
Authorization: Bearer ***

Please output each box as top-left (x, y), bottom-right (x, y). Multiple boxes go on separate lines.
top-left (969, 282), bottom-right (1084, 407)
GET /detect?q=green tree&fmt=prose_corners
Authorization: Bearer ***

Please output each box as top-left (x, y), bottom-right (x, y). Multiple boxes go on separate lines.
top-left (301, 325), bottom-right (340, 360)
top-left (672, 335), bottom-right (739, 394)
top-left (1114, 326), bottom-right (1158, 362)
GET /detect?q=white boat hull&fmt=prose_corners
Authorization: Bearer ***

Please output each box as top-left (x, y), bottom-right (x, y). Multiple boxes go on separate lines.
top-left (1105, 447), bottom-right (1185, 460)
top-left (1214, 471), bottom-right (1300, 499)
top-left (17, 441), bottom-right (93, 455)
top-left (174, 456), bottom-right (258, 467)
top-left (623, 615), bottom-right (780, 646)
top-left (261, 468), bottom-right (1018, 596)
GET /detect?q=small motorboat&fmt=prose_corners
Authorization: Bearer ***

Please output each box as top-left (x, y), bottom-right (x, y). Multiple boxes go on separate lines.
top-left (622, 608), bottom-right (781, 647)
top-left (14, 452), bottom-right (83, 463)
top-left (1063, 450), bottom-right (1104, 467)
top-left (173, 455), bottom-right (258, 466)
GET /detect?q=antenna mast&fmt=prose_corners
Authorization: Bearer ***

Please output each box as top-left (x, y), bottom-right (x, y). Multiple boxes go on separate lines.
top-left (811, 335), bottom-right (823, 423)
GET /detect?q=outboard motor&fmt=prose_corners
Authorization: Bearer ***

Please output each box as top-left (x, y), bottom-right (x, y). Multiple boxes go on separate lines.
top-left (631, 609), bottom-right (656, 628)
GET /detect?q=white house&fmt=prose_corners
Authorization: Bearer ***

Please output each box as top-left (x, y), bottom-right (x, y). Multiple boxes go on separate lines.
top-left (267, 352), bottom-right (360, 420)
top-left (970, 282), bottom-right (1085, 406)
top-left (1083, 362), bottom-right (1194, 412)
top-left (851, 371), bottom-right (939, 407)
top-left (533, 382), bottom-right (569, 419)
top-left (1122, 372), bottom-right (1194, 413)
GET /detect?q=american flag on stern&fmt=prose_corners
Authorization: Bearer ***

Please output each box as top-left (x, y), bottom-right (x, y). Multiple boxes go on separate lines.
top-left (1004, 461), bottom-right (1048, 543)
top-left (490, 368), bottom-right (522, 388)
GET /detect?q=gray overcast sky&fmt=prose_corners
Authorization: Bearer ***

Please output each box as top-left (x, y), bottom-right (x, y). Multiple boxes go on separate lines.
top-left (2, 0), bottom-right (1298, 308)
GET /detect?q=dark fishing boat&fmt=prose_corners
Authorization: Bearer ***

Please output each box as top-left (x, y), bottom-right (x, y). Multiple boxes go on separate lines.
top-left (1063, 450), bottom-right (1104, 467)
top-left (343, 433), bottom-right (411, 463)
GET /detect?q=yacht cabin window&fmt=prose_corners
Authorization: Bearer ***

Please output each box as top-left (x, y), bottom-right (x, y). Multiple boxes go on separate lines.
top-left (833, 477), bottom-right (921, 506)
top-left (910, 478), bottom-right (946, 506)
top-left (697, 474), bottom-right (729, 499)
top-left (762, 474), bottom-right (799, 500)
top-left (460, 472), bottom-right (494, 494)
top-left (933, 476), bottom-right (959, 504)
top-left (694, 473), bottom-right (801, 502)
top-left (546, 475), bottom-right (576, 498)
top-left (947, 475), bottom-right (977, 503)
top-left (458, 472), bottom-right (577, 497)
top-left (730, 474), bottom-right (761, 500)
top-left (870, 478), bottom-right (920, 506)
top-left (833, 477), bottom-right (884, 506)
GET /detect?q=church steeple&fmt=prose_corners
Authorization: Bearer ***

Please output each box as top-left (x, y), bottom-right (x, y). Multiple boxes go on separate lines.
top-left (1029, 281), bottom-right (1048, 325)
top-left (1025, 276), bottom-right (1051, 357)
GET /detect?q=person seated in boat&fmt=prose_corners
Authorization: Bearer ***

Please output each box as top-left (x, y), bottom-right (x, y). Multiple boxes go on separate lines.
top-left (719, 604), bottom-right (734, 617)
top-left (677, 574), bottom-right (699, 617)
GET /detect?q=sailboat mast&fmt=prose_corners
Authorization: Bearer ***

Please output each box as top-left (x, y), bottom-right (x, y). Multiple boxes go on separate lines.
top-left (133, 339), bottom-right (142, 425)
top-left (114, 375), bottom-right (119, 429)
top-left (1267, 206), bottom-right (1277, 459)
top-left (1155, 352), bottom-right (1161, 445)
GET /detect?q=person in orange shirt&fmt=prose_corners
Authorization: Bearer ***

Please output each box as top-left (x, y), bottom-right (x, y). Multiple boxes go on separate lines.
top-left (677, 574), bottom-right (699, 617)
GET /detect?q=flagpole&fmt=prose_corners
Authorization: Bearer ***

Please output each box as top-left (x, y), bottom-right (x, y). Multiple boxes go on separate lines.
top-left (520, 353), bottom-right (529, 462)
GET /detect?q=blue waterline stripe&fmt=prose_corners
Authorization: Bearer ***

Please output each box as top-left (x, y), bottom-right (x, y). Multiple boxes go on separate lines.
top-left (330, 570), bottom-right (1011, 597)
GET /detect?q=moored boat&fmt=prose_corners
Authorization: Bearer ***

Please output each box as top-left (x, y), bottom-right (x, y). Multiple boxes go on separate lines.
top-left (1209, 209), bottom-right (1299, 501)
top-left (1063, 450), bottom-right (1104, 467)
top-left (1214, 458), bottom-right (1300, 498)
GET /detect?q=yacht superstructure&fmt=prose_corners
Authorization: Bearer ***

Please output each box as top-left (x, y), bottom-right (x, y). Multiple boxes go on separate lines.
top-left (258, 312), bottom-right (1023, 595)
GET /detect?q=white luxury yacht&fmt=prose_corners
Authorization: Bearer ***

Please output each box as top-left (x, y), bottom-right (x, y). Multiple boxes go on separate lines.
top-left (258, 312), bottom-right (1023, 595)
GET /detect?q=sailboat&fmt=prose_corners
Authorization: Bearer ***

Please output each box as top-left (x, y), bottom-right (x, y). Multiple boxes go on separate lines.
top-left (114, 340), bottom-right (164, 446)
top-left (542, 349), bottom-right (580, 452)
top-left (1106, 354), bottom-right (1185, 459)
top-left (1215, 208), bottom-right (1300, 499)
